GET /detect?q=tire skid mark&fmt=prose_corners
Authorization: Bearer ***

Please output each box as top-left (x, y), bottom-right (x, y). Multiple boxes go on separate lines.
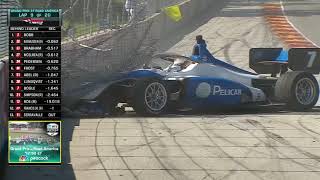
top-left (246, 119), bottom-right (320, 172)
top-left (73, 144), bottom-right (320, 148)
top-left (67, 168), bottom-right (320, 172)
top-left (119, 126), bottom-right (199, 155)
top-left (259, 115), bottom-right (320, 141)
top-left (274, 116), bottom-right (320, 141)
top-left (94, 119), bottom-right (112, 180)
top-left (193, 118), bottom-right (265, 180)
top-left (111, 123), bottom-right (161, 154)
top-left (195, 119), bottom-right (243, 180)
top-left (216, 16), bottom-right (280, 69)
top-left (136, 118), bottom-right (178, 180)
top-left (263, 3), bottom-right (317, 48)
top-left (160, 121), bottom-right (216, 180)
top-left (298, 119), bottom-right (320, 136)
top-left (228, 123), bottom-right (248, 131)
top-left (199, 121), bottom-right (280, 156)
top-left (112, 119), bottom-right (139, 180)
top-left (141, 120), bottom-right (191, 180)
top-left (201, 117), bottom-right (319, 178)
top-left (253, 115), bottom-right (320, 142)
top-left (213, 22), bottom-right (261, 55)
top-left (269, 133), bottom-right (286, 180)
top-left (256, 118), bottom-right (288, 180)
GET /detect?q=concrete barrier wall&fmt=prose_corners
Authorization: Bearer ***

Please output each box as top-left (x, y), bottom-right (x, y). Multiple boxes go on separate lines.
top-left (61, 0), bottom-right (224, 107)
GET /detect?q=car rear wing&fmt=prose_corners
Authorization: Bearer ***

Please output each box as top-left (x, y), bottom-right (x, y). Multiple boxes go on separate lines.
top-left (249, 48), bottom-right (320, 74)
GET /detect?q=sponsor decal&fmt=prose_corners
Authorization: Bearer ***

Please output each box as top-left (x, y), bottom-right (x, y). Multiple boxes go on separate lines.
top-left (195, 82), bottom-right (211, 98)
top-left (212, 85), bottom-right (242, 96)
top-left (195, 82), bottom-right (242, 98)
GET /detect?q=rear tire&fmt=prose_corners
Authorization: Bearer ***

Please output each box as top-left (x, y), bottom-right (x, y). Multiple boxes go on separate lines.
top-left (133, 79), bottom-right (168, 116)
top-left (275, 71), bottom-right (319, 111)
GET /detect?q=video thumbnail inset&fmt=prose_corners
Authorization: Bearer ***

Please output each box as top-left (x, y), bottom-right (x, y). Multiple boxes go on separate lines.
top-left (8, 121), bottom-right (61, 165)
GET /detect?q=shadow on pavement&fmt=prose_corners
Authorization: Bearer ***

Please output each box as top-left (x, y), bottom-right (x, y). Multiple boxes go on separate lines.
top-left (174, 105), bottom-right (320, 117)
top-left (80, 105), bottom-right (320, 119)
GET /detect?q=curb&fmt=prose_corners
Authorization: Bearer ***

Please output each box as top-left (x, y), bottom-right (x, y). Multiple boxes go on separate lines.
top-left (263, 3), bottom-right (318, 48)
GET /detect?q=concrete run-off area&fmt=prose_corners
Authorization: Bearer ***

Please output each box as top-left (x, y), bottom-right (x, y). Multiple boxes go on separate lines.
top-left (66, 114), bottom-right (320, 180)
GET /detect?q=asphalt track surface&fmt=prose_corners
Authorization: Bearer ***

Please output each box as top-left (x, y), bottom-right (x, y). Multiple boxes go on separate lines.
top-left (3, 0), bottom-right (320, 180)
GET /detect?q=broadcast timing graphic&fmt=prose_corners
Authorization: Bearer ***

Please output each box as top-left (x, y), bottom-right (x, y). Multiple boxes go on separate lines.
top-left (8, 8), bottom-right (62, 165)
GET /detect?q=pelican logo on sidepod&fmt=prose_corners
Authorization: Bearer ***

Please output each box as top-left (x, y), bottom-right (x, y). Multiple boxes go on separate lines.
top-left (196, 82), bottom-right (242, 98)
top-left (212, 85), bottom-right (242, 96)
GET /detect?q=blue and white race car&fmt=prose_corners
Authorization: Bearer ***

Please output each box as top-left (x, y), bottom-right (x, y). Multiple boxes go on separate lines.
top-left (96, 48), bottom-right (319, 115)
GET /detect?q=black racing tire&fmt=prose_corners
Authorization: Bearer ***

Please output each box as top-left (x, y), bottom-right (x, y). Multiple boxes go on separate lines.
top-left (107, 101), bottom-right (120, 116)
top-left (133, 79), bottom-right (169, 116)
top-left (275, 71), bottom-right (319, 111)
top-left (99, 94), bottom-right (120, 116)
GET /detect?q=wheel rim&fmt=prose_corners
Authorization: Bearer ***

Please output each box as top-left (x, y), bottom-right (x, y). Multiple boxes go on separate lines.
top-left (144, 82), bottom-right (167, 111)
top-left (295, 78), bottom-right (316, 105)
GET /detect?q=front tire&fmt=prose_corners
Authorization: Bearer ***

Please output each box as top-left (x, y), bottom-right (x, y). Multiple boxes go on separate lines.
top-left (98, 92), bottom-right (120, 116)
top-left (275, 71), bottom-right (319, 111)
top-left (133, 79), bottom-right (168, 116)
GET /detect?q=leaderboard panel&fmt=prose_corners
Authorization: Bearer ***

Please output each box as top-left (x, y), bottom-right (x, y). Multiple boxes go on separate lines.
top-left (8, 9), bottom-right (62, 165)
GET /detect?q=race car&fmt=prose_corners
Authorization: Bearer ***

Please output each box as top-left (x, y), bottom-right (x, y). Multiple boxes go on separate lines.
top-left (94, 47), bottom-right (319, 116)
